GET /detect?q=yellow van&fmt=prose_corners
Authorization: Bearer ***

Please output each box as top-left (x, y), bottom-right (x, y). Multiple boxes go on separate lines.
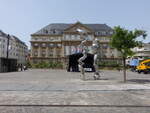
top-left (136, 59), bottom-right (150, 74)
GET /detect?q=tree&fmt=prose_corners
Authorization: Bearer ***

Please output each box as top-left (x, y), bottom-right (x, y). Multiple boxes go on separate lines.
top-left (110, 26), bottom-right (147, 82)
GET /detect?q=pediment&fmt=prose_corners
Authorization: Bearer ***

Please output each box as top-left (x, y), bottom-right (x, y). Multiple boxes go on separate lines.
top-left (64, 22), bottom-right (93, 33)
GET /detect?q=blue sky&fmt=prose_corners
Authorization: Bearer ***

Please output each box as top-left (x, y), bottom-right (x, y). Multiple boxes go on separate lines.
top-left (0, 0), bottom-right (150, 48)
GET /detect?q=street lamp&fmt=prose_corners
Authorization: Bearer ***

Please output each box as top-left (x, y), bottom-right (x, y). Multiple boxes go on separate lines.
top-left (6, 34), bottom-right (10, 72)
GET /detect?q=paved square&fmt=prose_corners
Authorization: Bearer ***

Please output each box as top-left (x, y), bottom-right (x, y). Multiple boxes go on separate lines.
top-left (0, 69), bottom-right (150, 113)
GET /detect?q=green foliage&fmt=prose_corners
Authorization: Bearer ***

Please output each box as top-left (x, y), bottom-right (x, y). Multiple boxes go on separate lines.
top-left (32, 61), bottom-right (63, 69)
top-left (26, 61), bottom-right (32, 68)
top-left (110, 26), bottom-right (147, 82)
top-left (98, 61), bottom-right (121, 67)
top-left (143, 57), bottom-right (150, 60)
top-left (110, 26), bottom-right (147, 58)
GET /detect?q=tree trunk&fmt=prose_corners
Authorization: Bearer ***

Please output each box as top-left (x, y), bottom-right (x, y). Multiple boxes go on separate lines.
top-left (123, 57), bottom-right (126, 82)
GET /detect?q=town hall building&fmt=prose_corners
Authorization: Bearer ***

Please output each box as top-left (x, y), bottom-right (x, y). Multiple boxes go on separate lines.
top-left (30, 22), bottom-right (120, 66)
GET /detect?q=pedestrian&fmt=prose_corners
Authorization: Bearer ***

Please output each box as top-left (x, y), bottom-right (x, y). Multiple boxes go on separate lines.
top-left (20, 64), bottom-right (23, 71)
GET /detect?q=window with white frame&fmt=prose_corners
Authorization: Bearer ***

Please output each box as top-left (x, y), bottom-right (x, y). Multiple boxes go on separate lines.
top-left (76, 35), bottom-right (80, 40)
top-left (34, 43), bottom-right (38, 47)
top-left (42, 43), bottom-right (46, 47)
top-left (65, 35), bottom-right (70, 40)
top-left (56, 48), bottom-right (61, 57)
top-left (49, 49), bottom-right (53, 56)
top-left (49, 43), bottom-right (54, 48)
top-left (101, 31), bottom-right (106, 35)
top-left (57, 43), bottom-right (61, 48)
top-left (34, 51), bottom-right (38, 56)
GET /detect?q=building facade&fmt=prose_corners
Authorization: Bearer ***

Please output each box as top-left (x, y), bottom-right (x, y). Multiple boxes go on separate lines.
top-left (0, 30), bottom-right (8, 58)
top-left (12, 36), bottom-right (28, 65)
top-left (30, 22), bottom-right (121, 66)
top-left (0, 30), bottom-right (28, 72)
top-left (132, 43), bottom-right (150, 59)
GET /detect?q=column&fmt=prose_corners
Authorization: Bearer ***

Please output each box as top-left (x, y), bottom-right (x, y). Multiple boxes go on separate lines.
top-left (38, 46), bottom-right (41, 57)
top-left (53, 47), bottom-right (56, 58)
top-left (61, 43), bottom-right (65, 57)
top-left (46, 47), bottom-right (49, 57)
top-left (30, 45), bottom-right (34, 57)
top-left (30, 46), bottom-right (33, 57)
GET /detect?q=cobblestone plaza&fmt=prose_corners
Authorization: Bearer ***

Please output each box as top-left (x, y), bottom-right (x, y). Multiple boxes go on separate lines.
top-left (0, 69), bottom-right (150, 113)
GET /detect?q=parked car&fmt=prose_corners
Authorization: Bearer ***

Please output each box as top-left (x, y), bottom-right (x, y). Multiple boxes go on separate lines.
top-left (136, 59), bottom-right (150, 74)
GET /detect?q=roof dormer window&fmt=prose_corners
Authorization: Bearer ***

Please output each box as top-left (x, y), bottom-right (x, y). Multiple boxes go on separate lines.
top-left (110, 31), bottom-right (113, 35)
top-left (53, 29), bottom-right (56, 34)
top-left (101, 31), bottom-right (106, 35)
top-left (43, 29), bottom-right (48, 34)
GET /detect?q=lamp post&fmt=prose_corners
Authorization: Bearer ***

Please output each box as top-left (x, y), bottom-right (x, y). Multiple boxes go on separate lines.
top-left (6, 34), bottom-right (10, 72)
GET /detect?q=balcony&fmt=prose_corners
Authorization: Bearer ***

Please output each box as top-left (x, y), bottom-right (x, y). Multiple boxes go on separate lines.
top-left (33, 43), bottom-right (39, 47)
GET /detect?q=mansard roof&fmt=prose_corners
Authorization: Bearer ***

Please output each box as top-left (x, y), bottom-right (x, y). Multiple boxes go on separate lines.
top-left (31, 22), bottom-right (113, 36)
top-left (0, 30), bottom-right (7, 37)
top-left (12, 35), bottom-right (27, 47)
top-left (0, 30), bottom-right (27, 47)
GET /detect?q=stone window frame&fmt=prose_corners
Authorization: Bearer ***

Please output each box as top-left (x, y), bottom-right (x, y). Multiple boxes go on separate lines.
top-left (49, 49), bottom-right (53, 57)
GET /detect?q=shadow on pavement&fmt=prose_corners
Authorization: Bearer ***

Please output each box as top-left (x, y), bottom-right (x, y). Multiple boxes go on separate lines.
top-left (128, 79), bottom-right (150, 84)
top-left (86, 78), bottom-right (109, 81)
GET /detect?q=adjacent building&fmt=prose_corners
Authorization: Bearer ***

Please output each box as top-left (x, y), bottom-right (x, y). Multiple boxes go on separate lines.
top-left (132, 43), bottom-right (150, 59)
top-left (12, 36), bottom-right (28, 65)
top-left (0, 30), bottom-right (28, 72)
top-left (30, 22), bottom-right (121, 66)
top-left (0, 30), bottom-right (8, 58)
